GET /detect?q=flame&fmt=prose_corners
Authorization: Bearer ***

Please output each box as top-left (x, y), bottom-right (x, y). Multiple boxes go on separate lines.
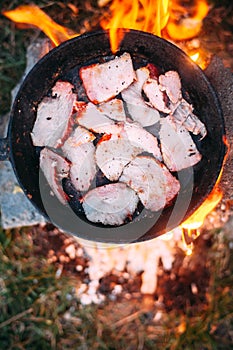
top-left (181, 187), bottom-right (223, 231)
top-left (190, 52), bottom-right (200, 62)
top-left (166, 0), bottom-right (209, 41)
top-left (180, 135), bottom-right (229, 254)
top-left (3, 1), bottom-right (210, 53)
top-left (2, 4), bottom-right (78, 46)
top-left (100, 0), bottom-right (170, 52)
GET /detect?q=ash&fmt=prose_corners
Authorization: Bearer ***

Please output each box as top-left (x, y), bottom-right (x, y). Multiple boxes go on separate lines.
top-left (74, 229), bottom-right (183, 305)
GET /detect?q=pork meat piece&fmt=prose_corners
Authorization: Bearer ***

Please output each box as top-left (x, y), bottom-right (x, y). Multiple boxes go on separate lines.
top-left (95, 135), bottom-right (143, 181)
top-left (97, 98), bottom-right (126, 122)
top-left (76, 102), bottom-right (123, 135)
top-left (123, 122), bottom-right (162, 161)
top-left (121, 67), bottom-right (160, 127)
top-left (82, 183), bottom-right (139, 226)
top-left (172, 99), bottom-right (207, 138)
top-left (62, 125), bottom-right (96, 149)
top-left (31, 81), bottom-right (76, 147)
top-left (62, 128), bottom-right (96, 192)
top-left (159, 115), bottom-right (202, 172)
top-left (159, 70), bottom-right (182, 104)
top-left (40, 147), bottom-right (70, 204)
top-left (143, 78), bottom-right (171, 114)
top-left (80, 52), bottom-right (136, 104)
top-left (120, 155), bottom-right (180, 212)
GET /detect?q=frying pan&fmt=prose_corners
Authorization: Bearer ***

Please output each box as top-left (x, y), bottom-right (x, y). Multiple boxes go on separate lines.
top-left (0, 29), bottom-right (226, 244)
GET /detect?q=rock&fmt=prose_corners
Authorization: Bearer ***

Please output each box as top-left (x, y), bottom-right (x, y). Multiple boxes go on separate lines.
top-left (0, 39), bottom-right (52, 229)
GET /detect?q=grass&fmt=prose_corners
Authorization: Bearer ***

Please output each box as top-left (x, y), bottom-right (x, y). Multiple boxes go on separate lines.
top-left (0, 225), bottom-right (232, 349)
top-left (165, 230), bottom-right (233, 350)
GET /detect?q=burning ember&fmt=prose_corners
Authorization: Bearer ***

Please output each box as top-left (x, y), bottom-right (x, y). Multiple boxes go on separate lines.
top-left (165, 0), bottom-right (210, 41)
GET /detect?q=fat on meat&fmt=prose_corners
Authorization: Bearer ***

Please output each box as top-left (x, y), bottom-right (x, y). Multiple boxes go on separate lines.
top-left (80, 52), bottom-right (136, 104)
top-left (120, 155), bottom-right (180, 212)
top-left (95, 136), bottom-right (143, 181)
top-left (82, 183), bottom-right (139, 226)
top-left (40, 147), bottom-right (70, 204)
top-left (62, 125), bottom-right (96, 149)
top-left (172, 99), bottom-right (207, 138)
top-left (123, 122), bottom-right (162, 161)
top-left (159, 70), bottom-right (182, 104)
top-left (31, 81), bottom-right (76, 147)
top-left (121, 67), bottom-right (160, 127)
top-left (159, 115), bottom-right (202, 172)
top-left (143, 78), bottom-right (171, 114)
top-left (62, 128), bottom-right (96, 192)
top-left (76, 102), bottom-right (123, 135)
top-left (97, 99), bottom-right (126, 122)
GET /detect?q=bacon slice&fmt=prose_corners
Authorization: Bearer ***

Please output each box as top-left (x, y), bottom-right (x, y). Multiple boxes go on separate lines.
top-left (40, 148), bottom-right (70, 204)
top-left (121, 67), bottom-right (160, 127)
top-left (97, 99), bottom-right (126, 122)
top-left (143, 78), bottom-right (171, 114)
top-left (62, 127), bottom-right (96, 192)
top-left (76, 102), bottom-right (123, 135)
top-left (120, 155), bottom-right (180, 212)
top-left (159, 70), bottom-right (182, 104)
top-left (172, 99), bottom-right (207, 138)
top-left (82, 183), bottom-right (139, 226)
top-left (123, 122), bottom-right (162, 161)
top-left (80, 52), bottom-right (136, 104)
top-left (31, 81), bottom-right (76, 147)
top-left (159, 116), bottom-right (202, 172)
top-left (68, 146), bottom-right (96, 192)
top-left (95, 135), bottom-right (143, 181)
top-left (62, 125), bottom-right (96, 149)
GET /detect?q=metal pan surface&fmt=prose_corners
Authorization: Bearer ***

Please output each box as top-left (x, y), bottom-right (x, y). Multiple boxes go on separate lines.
top-left (0, 29), bottom-right (226, 243)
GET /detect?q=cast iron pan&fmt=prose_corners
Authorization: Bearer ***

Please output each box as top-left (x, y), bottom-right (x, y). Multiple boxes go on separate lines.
top-left (0, 29), bottom-right (226, 244)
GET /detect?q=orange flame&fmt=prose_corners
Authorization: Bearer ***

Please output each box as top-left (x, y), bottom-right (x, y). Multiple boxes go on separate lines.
top-left (100, 0), bottom-right (170, 52)
top-left (3, 1), bottom-right (210, 53)
top-left (181, 135), bottom-right (229, 235)
top-left (181, 186), bottom-right (223, 232)
top-left (2, 4), bottom-right (78, 46)
top-left (166, 0), bottom-right (209, 41)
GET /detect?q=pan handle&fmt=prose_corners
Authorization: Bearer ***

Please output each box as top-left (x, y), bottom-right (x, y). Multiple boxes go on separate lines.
top-left (0, 138), bottom-right (10, 161)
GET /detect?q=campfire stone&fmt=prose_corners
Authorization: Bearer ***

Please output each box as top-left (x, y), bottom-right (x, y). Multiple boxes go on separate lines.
top-left (205, 56), bottom-right (233, 203)
top-left (0, 39), bottom-right (52, 229)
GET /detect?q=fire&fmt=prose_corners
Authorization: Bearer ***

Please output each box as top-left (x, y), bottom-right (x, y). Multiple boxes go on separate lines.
top-left (3, 1), bottom-right (210, 54)
top-left (180, 135), bottom-right (229, 254)
top-left (2, 4), bottom-right (78, 46)
top-left (166, 0), bottom-right (210, 41)
top-left (100, 0), bottom-right (170, 52)
top-left (182, 186), bottom-right (223, 231)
